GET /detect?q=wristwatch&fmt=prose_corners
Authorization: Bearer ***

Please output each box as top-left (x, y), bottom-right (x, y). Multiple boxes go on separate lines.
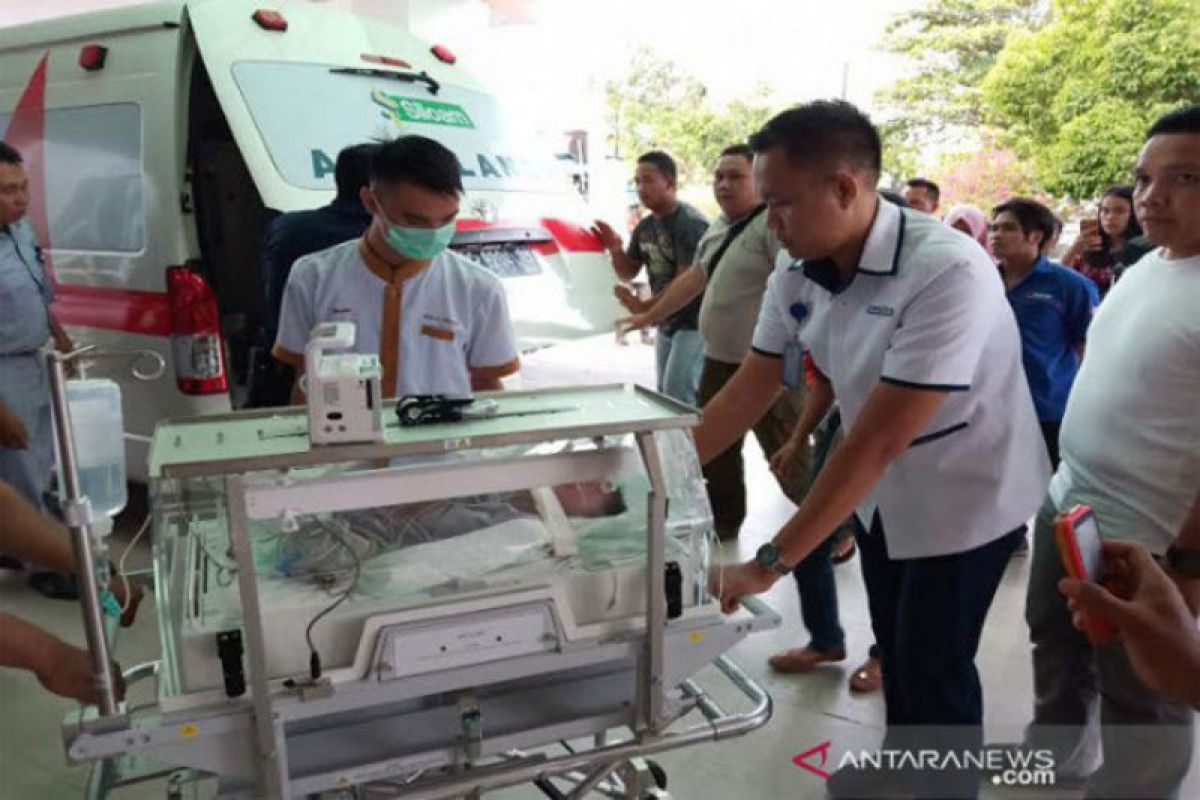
top-left (755, 542), bottom-right (793, 576)
top-left (1165, 543), bottom-right (1200, 579)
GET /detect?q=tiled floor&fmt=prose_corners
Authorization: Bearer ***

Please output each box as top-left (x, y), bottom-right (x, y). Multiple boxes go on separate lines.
top-left (1, 336), bottom-right (1196, 799)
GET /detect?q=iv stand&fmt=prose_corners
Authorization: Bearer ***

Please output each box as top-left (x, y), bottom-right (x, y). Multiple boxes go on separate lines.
top-left (44, 345), bottom-right (165, 723)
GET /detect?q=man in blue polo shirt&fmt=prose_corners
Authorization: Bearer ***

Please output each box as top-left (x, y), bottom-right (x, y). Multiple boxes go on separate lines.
top-left (990, 198), bottom-right (1099, 467)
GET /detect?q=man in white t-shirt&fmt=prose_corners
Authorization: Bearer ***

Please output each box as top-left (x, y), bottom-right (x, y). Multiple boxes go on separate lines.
top-left (695, 101), bottom-right (1048, 798)
top-left (273, 136), bottom-right (519, 400)
top-left (1017, 105), bottom-right (1200, 798)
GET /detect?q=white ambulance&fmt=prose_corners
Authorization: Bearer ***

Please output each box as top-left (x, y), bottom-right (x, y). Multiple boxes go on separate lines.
top-left (0, 0), bottom-right (621, 478)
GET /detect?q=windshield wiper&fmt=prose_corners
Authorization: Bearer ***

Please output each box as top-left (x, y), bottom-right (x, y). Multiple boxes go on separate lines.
top-left (329, 67), bottom-right (440, 95)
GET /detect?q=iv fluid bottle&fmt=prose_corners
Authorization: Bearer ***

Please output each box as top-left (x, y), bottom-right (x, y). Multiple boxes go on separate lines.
top-left (59, 379), bottom-right (128, 529)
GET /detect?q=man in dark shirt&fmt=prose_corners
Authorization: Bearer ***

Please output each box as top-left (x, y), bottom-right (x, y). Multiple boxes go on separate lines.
top-left (592, 151), bottom-right (708, 404)
top-left (249, 143), bottom-right (377, 407)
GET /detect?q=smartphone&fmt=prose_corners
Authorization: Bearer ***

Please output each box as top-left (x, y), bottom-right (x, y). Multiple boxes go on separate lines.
top-left (1053, 505), bottom-right (1117, 644)
top-left (1080, 218), bottom-right (1100, 238)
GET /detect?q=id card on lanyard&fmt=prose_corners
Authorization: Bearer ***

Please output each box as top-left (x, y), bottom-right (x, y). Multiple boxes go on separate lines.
top-left (782, 339), bottom-right (804, 392)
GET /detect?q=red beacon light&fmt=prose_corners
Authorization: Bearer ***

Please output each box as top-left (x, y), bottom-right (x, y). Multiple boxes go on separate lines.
top-left (252, 10), bottom-right (289, 32)
top-left (430, 44), bottom-right (457, 65)
top-left (79, 44), bottom-right (108, 71)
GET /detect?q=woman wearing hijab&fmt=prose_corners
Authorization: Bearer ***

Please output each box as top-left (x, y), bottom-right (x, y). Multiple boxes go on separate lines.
top-left (943, 204), bottom-right (992, 254)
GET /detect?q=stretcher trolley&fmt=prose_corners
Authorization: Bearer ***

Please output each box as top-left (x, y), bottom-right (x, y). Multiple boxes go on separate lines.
top-left (61, 384), bottom-right (780, 798)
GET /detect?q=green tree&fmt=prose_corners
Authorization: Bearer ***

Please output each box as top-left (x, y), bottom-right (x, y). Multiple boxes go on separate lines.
top-left (875, 0), bottom-right (1046, 175)
top-left (605, 48), bottom-right (775, 186)
top-left (982, 0), bottom-right (1200, 197)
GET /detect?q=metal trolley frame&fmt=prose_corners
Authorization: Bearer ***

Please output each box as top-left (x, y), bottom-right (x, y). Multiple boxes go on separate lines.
top-left (56, 383), bottom-right (779, 799)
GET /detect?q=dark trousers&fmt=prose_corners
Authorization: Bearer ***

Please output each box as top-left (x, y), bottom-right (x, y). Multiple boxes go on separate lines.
top-left (857, 514), bottom-right (1023, 795)
top-left (1039, 419), bottom-right (1061, 469)
top-left (789, 408), bottom-right (848, 652)
top-left (697, 357), bottom-right (808, 535)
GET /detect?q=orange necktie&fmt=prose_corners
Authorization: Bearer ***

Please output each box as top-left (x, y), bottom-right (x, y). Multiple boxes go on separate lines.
top-left (380, 280), bottom-right (402, 399)
top-left (358, 239), bottom-right (427, 399)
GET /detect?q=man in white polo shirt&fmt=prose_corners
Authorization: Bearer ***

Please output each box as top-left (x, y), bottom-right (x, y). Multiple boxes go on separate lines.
top-left (273, 135), bottom-right (519, 399)
top-left (695, 101), bottom-right (1048, 798)
top-left (1016, 105), bottom-right (1200, 798)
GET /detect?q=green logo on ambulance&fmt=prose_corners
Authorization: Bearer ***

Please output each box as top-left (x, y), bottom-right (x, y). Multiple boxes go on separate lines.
top-left (371, 89), bottom-right (475, 129)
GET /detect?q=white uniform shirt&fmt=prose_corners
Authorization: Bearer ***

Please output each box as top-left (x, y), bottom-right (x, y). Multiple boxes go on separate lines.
top-left (1049, 249), bottom-right (1200, 553)
top-left (752, 200), bottom-right (1049, 558)
top-left (274, 239), bottom-right (519, 397)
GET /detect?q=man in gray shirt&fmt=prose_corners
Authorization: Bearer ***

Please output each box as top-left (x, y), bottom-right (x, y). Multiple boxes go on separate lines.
top-left (618, 145), bottom-right (805, 534)
top-left (593, 151), bottom-right (708, 405)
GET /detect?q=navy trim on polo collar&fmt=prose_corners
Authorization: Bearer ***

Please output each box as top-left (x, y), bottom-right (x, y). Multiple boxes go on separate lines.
top-left (857, 199), bottom-right (905, 276)
top-left (800, 258), bottom-right (845, 293)
top-left (790, 197), bottom-right (907, 293)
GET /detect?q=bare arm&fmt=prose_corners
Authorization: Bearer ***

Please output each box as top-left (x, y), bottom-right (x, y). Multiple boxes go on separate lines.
top-left (791, 371), bottom-right (834, 445)
top-left (470, 374), bottom-right (503, 392)
top-left (773, 382), bottom-right (949, 563)
top-left (0, 480), bottom-right (76, 573)
top-left (1060, 540), bottom-right (1200, 708)
top-left (622, 266), bottom-right (707, 331)
top-left (0, 401), bottom-right (29, 449)
top-left (1167, 489), bottom-right (1200, 613)
top-left (592, 219), bottom-right (641, 281)
top-left (48, 318), bottom-right (79, 377)
top-left (768, 370), bottom-right (834, 481)
top-left (1062, 229), bottom-right (1101, 268)
top-left (693, 352), bottom-right (784, 465)
top-left (1174, 490), bottom-right (1200, 550)
top-left (608, 248), bottom-right (641, 282)
top-left (0, 613), bottom-right (125, 704)
top-left (0, 481), bottom-right (140, 618)
top-left (714, 382), bottom-right (950, 612)
top-left (49, 317), bottom-right (74, 354)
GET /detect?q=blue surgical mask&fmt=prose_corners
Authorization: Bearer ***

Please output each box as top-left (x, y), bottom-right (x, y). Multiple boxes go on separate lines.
top-left (376, 200), bottom-right (457, 261)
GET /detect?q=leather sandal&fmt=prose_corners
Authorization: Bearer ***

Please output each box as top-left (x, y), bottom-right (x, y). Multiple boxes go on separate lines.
top-left (768, 646), bottom-right (846, 673)
top-left (848, 656), bottom-right (883, 693)
top-left (832, 536), bottom-right (857, 564)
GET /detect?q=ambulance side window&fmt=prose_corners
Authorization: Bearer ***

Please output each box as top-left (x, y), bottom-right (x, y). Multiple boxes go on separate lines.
top-left (0, 103), bottom-right (144, 253)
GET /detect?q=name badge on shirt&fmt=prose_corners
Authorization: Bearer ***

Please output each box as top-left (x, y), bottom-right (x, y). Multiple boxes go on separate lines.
top-left (782, 339), bottom-right (804, 392)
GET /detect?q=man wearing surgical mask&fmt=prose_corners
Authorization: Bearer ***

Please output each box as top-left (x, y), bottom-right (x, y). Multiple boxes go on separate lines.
top-left (273, 135), bottom-right (519, 399)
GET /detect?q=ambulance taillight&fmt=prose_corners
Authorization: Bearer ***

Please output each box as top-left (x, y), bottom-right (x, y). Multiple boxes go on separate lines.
top-left (166, 266), bottom-right (228, 396)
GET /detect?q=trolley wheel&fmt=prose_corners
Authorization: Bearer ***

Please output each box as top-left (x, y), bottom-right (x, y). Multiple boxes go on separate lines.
top-left (646, 759), bottom-right (667, 789)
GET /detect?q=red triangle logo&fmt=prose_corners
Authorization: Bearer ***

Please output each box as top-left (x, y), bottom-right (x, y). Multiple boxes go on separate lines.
top-left (793, 740), bottom-right (834, 780)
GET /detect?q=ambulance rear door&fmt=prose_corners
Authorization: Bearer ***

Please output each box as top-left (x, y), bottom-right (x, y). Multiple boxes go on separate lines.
top-left (186, 0), bottom-right (621, 350)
